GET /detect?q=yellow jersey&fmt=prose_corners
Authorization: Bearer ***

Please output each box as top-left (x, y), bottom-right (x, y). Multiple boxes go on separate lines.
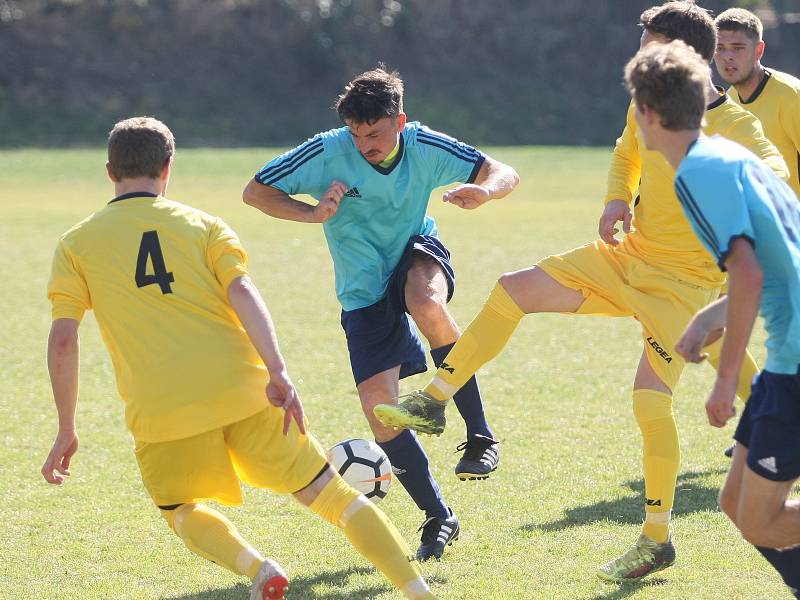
top-left (48, 193), bottom-right (268, 443)
top-left (730, 68), bottom-right (800, 199)
top-left (606, 92), bottom-right (789, 287)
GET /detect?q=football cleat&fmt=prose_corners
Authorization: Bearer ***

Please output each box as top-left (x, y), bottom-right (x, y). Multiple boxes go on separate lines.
top-left (373, 390), bottom-right (447, 435)
top-left (454, 435), bottom-right (499, 481)
top-left (724, 442), bottom-right (736, 458)
top-left (416, 508), bottom-right (460, 561)
top-left (597, 533), bottom-right (676, 583)
top-left (250, 558), bottom-right (289, 600)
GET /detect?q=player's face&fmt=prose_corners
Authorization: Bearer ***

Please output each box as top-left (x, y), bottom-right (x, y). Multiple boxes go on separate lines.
top-left (347, 114), bottom-right (406, 164)
top-left (715, 30), bottom-right (762, 86)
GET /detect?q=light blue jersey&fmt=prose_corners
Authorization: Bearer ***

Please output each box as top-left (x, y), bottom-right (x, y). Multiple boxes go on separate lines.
top-left (675, 135), bottom-right (800, 374)
top-left (255, 122), bottom-right (484, 310)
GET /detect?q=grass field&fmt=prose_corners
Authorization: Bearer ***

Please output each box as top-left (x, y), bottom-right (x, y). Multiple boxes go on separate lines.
top-left (0, 147), bottom-right (785, 600)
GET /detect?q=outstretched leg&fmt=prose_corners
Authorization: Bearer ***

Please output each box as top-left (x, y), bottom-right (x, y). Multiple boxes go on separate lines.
top-left (297, 466), bottom-right (436, 599)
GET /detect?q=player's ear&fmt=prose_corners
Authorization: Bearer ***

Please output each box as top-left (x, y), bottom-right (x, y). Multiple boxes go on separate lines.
top-left (106, 161), bottom-right (119, 183)
top-left (160, 156), bottom-right (173, 181)
top-left (755, 40), bottom-right (765, 61)
top-left (396, 112), bottom-right (407, 131)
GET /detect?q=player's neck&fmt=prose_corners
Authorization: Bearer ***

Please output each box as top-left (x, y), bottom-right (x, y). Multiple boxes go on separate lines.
top-left (114, 177), bottom-right (167, 197)
top-left (704, 77), bottom-right (724, 104)
top-left (660, 130), bottom-right (702, 171)
top-left (734, 63), bottom-right (767, 101)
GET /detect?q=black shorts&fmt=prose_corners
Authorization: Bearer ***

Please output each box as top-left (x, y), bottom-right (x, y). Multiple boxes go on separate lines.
top-left (340, 235), bottom-right (456, 386)
top-left (734, 368), bottom-right (800, 482)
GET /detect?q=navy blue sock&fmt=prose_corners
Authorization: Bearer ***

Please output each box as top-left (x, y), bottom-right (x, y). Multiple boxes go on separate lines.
top-left (756, 545), bottom-right (800, 596)
top-left (377, 429), bottom-right (448, 519)
top-left (430, 343), bottom-right (493, 439)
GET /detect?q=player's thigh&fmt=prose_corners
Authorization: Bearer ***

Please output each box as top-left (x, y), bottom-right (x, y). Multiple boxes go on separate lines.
top-left (535, 241), bottom-right (632, 316)
top-left (737, 467), bottom-right (795, 538)
top-left (629, 269), bottom-right (720, 391)
top-left (225, 407), bottom-right (329, 495)
top-left (718, 442), bottom-right (748, 521)
top-left (405, 252), bottom-right (450, 306)
top-left (135, 430), bottom-right (243, 507)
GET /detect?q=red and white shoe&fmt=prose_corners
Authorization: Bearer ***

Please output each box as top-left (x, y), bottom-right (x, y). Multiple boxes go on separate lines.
top-left (250, 558), bottom-right (289, 600)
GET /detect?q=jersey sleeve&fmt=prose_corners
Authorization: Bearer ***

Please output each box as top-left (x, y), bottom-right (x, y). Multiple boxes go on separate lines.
top-left (783, 89), bottom-right (800, 177)
top-left (674, 166), bottom-right (754, 271)
top-left (723, 111), bottom-right (790, 182)
top-left (253, 135), bottom-right (326, 195)
top-left (605, 103), bottom-right (642, 205)
top-left (415, 127), bottom-right (485, 187)
top-left (47, 240), bottom-right (91, 321)
top-left (207, 218), bottom-right (250, 290)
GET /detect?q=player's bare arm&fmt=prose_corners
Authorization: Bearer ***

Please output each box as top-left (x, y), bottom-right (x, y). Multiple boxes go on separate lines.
top-left (676, 297), bottom-right (728, 364)
top-left (41, 318), bottom-right (80, 485)
top-left (243, 179), bottom-right (348, 224)
top-left (227, 275), bottom-right (306, 435)
top-left (442, 156), bottom-right (519, 209)
top-left (598, 199), bottom-right (633, 246)
top-left (706, 238), bottom-right (763, 428)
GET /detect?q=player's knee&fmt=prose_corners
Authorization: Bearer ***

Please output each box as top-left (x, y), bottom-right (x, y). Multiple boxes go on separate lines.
top-left (717, 486), bottom-right (738, 523)
top-left (406, 290), bottom-right (447, 326)
top-left (159, 502), bottom-right (197, 537)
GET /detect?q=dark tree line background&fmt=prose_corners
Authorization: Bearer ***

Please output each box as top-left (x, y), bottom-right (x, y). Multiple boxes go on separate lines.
top-left (1, 0), bottom-right (799, 147)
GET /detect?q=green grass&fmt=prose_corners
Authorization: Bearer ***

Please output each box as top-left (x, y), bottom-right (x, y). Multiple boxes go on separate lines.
top-left (0, 147), bottom-right (783, 599)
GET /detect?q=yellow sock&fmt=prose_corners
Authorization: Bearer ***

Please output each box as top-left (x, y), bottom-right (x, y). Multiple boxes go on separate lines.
top-left (705, 337), bottom-right (759, 401)
top-left (633, 389), bottom-right (679, 544)
top-left (161, 503), bottom-right (263, 579)
top-left (424, 281), bottom-right (524, 402)
top-left (309, 474), bottom-right (435, 599)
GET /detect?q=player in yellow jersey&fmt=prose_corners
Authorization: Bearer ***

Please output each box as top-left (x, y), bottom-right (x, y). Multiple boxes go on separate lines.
top-left (715, 7), bottom-right (800, 200)
top-left (40, 117), bottom-right (436, 600)
top-left (374, 1), bottom-right (790, 583)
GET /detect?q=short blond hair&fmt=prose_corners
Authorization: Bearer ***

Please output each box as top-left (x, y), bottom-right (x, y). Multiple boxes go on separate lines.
top-left (625, 40), bottom-right (710, 131)
top-left (715, 7), bottom-right (763, 42)
top-left (107, 116), bottom-right (175, 180)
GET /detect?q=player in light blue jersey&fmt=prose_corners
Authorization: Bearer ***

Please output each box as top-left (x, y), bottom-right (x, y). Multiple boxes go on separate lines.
top-left (243, 66), bottom-right (519, 560)
top-left (626, 40), bottom-right (800, 597)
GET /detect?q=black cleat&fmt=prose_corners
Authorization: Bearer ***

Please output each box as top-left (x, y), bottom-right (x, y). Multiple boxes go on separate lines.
top-left (454, 435), bottom-right (500, 481)
top-left (724, 442), bottom-right (736, 458)
top-left (416, 508), bottom-right (460, 561)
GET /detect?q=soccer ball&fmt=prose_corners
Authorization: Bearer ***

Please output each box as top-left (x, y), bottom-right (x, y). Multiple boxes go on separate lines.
top-left (327, 438), bottom-right (392, 502)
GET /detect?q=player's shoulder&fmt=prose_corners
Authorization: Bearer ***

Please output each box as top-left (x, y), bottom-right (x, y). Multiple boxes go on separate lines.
top-left (679, 136), bottom-right (739, 172)
top-left (57, 211), bottom-right (99, 247)
top-left (706, 94), bottom-right (762, 135)
top-left (311, 126), bottom-right (357, 159)
top-left (405, 122), bottom-right (482, 158)
top-left (767, 69), bottom-right (800, 96)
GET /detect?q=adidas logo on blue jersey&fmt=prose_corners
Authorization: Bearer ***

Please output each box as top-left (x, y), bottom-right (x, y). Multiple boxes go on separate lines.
top-left (344, 187), bottom-right (362, 198)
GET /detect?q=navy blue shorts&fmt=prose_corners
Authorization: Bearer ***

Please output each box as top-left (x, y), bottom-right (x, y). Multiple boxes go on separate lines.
top-left (340, 235), bottom-right (456, 386)
top-left (733, 368), bottom-right (800, 482)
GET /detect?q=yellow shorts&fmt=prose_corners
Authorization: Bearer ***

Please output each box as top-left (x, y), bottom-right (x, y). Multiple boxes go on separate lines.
top-left (134, 406), bottom-right (328, 507)
top-left (538, 240), bottom-right (721, 390)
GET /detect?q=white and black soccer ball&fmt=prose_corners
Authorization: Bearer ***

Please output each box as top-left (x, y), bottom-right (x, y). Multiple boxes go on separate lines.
top-left (327, 438), bottom-right (392, 502)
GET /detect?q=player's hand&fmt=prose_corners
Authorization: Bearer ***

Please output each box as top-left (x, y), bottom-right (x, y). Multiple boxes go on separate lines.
top-left (443, 184), bottom-right (491, 209)
top-left (266, 370), bottom-right (307, 435)
top-left (41, 429), bottom-right (79, 485)
top-left (598, 200), bottom-right (632, 246)
top-left (676, 318), bottom-right (712, 364)
top-left (705, 377), bottom-right (737, 428)
top-left (313, 181), bottom-right (348, 223)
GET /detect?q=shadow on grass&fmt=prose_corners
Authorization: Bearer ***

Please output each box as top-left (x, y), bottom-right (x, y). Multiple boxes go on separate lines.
top-left (588, 577), bottom-right (669, 600)
top-left (165, 566), bottom-right (447, 600)
top-left (521, 468), bottom-right (727, 533)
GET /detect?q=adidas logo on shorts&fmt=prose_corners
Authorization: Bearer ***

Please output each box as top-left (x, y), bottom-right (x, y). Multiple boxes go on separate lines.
top-left (757, 456), bottom-right (778, 474)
